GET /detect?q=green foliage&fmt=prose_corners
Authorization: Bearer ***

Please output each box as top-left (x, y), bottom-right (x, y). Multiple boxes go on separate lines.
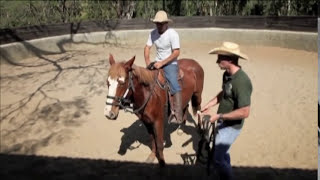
top-left (0, 0), bottom-right (317, 29)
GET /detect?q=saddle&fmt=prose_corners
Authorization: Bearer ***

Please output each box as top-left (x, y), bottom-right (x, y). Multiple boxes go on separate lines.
top-left (147, 62), bottom-right (185, 123)
top-left (157, 69), bottom-right (184, 83)
top-left (147, 61), bottom-right (184, 80)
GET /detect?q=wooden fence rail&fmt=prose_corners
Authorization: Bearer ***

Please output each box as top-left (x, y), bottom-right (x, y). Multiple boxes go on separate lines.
top-left (0, 16), bottom-right (317, 45)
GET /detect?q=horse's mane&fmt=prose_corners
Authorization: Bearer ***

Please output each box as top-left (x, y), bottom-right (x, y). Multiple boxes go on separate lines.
top-left (108, 62), bottom-right (154, 85)
top-left (132, 64), bottom-right (155, 85)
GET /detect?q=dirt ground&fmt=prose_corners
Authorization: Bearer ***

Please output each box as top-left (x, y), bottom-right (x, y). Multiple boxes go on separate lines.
top-left (0, 40), bottom-right (317, 178)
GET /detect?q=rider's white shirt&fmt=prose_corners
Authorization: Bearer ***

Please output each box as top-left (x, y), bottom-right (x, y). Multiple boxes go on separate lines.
top-left (146, 28), bottom-right (180, 65)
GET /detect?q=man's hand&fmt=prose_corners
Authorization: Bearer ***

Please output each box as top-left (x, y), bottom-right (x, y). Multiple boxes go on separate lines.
top-left (200, 106), bottom-right (210, 113)
top-left (154, 61), bottom-right (164, 69)
top-left (208, 113), bottom-right (220, 123)
top-left (200, 112), bottom-right (220, 123)
top-left (145, 61), bottom-right (150, 68)
top-left (147, 62), bottom-right (156, 70)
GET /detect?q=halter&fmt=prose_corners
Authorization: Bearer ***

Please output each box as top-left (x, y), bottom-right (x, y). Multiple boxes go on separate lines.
top-left (105, 70), bottom-right (157, 114)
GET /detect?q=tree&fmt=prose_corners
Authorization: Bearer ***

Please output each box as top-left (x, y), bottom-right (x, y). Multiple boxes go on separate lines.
top-left (0, 0), bottom-right (317, 29)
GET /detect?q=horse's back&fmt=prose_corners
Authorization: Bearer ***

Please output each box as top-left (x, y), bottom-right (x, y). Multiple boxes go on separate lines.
top-left (178, 58), bottom-right (204, 78)
top-left (177, 58), bottom-right (204, 92)
top-left (177, 58), bottom-right (204, 114)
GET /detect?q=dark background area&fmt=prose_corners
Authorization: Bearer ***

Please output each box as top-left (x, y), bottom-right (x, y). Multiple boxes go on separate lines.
top-left (0, 16), bottom-right (317, 45)
top-left (0, 154), bottom-right (317, 180)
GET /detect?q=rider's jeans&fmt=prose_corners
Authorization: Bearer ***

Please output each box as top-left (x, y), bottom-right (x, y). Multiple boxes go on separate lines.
top-left (163, 63), bottom-right (181, 95)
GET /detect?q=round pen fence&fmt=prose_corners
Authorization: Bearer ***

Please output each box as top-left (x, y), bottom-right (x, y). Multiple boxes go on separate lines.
top-left (0, 16), bottom-right (318, 180)
top-left (0, 16), bottom-right (317, 63)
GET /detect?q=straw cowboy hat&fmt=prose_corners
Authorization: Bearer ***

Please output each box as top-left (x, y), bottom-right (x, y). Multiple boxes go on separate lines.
top-left (151, 10), bottom-right (173, 23)
top-left (208, 42), bottom-right (249, 60)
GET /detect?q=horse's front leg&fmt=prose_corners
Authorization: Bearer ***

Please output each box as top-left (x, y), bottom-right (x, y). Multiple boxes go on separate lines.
top-left (154, 118), bottom-right (165, 167)
top-left (144, 122), bottom-right (156, 163)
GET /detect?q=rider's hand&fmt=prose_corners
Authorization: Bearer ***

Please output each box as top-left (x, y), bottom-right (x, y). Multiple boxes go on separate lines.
top-left (147, 62), bottom-right (156, 70)
top-left (154, 61), bottom-right (164, 69)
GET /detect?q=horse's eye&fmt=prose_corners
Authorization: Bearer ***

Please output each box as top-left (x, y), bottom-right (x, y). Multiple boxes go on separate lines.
top-left (118, 81), bottom-right (125, 86)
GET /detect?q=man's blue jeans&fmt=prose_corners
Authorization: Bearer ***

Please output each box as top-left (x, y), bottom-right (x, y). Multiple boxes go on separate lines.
top-left (213, 120), bottom-right (244, 180)
top-left (163, 63), bottom-right (181, 95)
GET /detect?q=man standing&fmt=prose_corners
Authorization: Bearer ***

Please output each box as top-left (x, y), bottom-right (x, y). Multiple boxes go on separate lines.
top-left (144, 10), bottom-right (182, 124)
top-left (201, 42), bottom-right (253, 180)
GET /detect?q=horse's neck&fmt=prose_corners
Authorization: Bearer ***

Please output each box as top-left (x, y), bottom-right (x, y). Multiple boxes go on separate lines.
top-left (132, 77), bottom-right (146, 97)
top-left (131, 72), bottom-right (157, 103)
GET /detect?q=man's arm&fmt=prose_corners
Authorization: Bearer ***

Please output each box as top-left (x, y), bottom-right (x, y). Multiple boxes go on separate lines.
top-left (144, 45), bottom-right (152, 67)
top-left (161, 49), bottom-right (180, 65)
top-left (220, 106), bottom-right (250, 120)
top-left (201, 91), bottom-right (223, 113)
top-left (205, 105), bottom-right (250, 123)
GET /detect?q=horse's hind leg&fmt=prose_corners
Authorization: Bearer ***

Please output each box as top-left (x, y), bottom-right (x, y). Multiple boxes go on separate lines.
top-left (144, 123), bottom-right (156, 163)
top-left (154, 119), bottom-right (165, 167)
top-left (191, 92), bottom-right (202, 130)
top-left (176, 106), bottom-right (189, 136)
top-left (183, 104), bottom-right (189, 123)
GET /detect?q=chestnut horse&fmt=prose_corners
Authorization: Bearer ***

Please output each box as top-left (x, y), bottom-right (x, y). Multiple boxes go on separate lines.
top-left (104, 54), bottom-right (204, 166)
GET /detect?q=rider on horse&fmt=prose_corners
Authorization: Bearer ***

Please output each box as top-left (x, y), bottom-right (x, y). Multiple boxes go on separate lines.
top-left (144, 10), bottom-right (183, 124)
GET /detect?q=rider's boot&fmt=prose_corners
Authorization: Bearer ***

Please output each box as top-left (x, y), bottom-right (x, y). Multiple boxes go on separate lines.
top-left (170, 91), bottom-right (183, 124)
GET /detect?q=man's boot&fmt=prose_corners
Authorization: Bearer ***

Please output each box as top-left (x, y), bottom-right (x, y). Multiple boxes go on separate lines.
top-left (172, 91), bottom-right (183, 124)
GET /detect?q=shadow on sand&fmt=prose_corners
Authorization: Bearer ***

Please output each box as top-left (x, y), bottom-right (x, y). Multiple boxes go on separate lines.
top-left (0, 154), bottom-right (316, 180)
top-left (117, 118), bottom-right (181, 156)
top-left (117, 110), bottom-right (201, 160)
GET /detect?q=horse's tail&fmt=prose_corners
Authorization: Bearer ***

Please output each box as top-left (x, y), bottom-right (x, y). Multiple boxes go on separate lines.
top-left (191, 100), bottom-right (199, 116)
top-left (191, 91), bottom-right (202, 116)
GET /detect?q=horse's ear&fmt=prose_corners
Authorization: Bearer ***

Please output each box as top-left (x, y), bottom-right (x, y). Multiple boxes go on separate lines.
top-left (109, 54), bottom-right (115, 65)
top-left (124, 56), bottom-right (135, 70)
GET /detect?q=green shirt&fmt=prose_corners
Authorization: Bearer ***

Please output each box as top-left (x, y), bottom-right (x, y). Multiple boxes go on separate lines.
top-left (217, 68), bottom-right (252, 125)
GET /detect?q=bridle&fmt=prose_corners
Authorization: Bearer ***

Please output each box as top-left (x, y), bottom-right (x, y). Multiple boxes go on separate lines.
top-left (105, 70), bottom-right (157, 114)
top-left (106, 71), bottom-right (135, 113)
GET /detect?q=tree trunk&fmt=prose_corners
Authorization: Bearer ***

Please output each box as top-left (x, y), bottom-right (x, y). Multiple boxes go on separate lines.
top-left (214, 0), bottom-right (218, 16)
top-left (288, 0), bottom-right (291, 15)
top-left (209, 1), bottom-right (213, 16)
top-left (163, 0), bottom-right (165, 11)
top-left (126, 1), bottom-right (135, 19)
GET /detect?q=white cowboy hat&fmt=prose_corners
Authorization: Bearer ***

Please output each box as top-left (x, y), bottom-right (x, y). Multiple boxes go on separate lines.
top-left (208, 42), bottom-right (249, 60)
top-left (151, 10), bottom-right (173, 23)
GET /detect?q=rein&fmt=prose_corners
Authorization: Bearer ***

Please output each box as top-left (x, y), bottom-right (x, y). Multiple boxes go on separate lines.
top-left (106, 70), bottom-right (158, 114)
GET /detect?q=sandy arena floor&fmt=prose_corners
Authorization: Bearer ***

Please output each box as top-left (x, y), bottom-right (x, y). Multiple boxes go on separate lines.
top-left (0, 40), bottom-right (317, 171)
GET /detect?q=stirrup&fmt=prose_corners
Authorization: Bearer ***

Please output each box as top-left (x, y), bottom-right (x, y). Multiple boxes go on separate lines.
top-left (168, 111), bottom-right (183, 124)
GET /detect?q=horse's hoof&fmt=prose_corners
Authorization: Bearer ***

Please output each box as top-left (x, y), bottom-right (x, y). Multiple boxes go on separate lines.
top-left (159, 160), bottom-right (166, 167)
top-left (146, 153), bottom-right (156, 163)
top-left (164, 140), bottom-right (172, 148)
top-left (177, 128), bottom-right (184, 136)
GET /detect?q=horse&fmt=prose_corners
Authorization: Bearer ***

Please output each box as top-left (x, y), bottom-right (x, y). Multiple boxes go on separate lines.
top-left (104, 54), bottom-right (204, 166)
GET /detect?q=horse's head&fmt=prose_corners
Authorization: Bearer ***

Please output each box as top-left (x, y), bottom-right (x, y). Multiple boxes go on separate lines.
top-left (104, 54), bottom-right (135, 120)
